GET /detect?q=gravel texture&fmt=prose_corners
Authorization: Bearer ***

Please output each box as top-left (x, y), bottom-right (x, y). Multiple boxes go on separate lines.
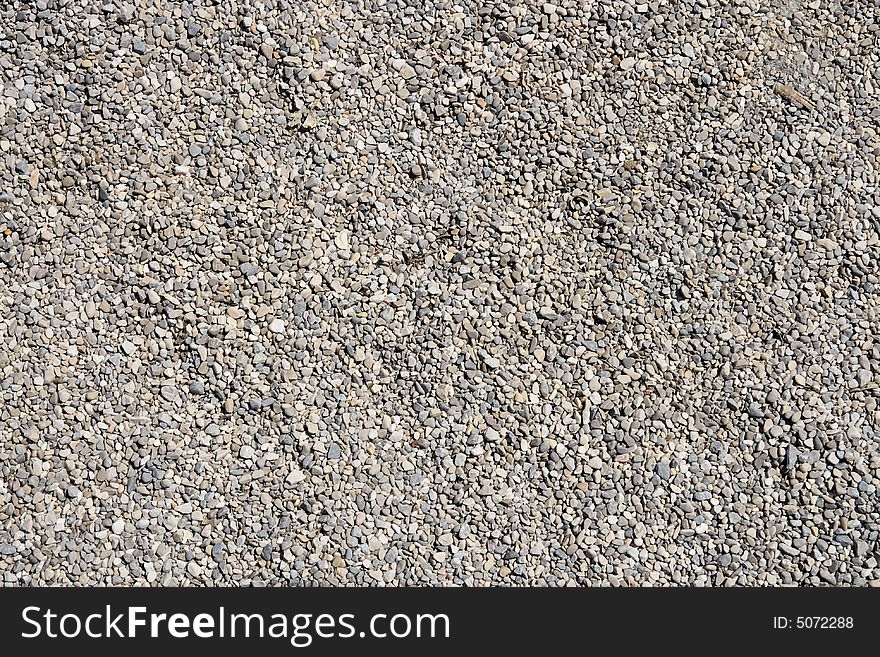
top-left (1, 0), bottom-right (879, 586)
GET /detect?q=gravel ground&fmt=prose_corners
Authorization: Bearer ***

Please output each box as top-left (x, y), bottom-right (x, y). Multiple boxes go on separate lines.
top-left (1, 0), bottom-right (878, 586)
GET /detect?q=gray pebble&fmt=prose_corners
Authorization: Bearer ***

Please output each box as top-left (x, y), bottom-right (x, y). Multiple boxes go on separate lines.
top-left (0, 0), bottom-right (875, 591)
